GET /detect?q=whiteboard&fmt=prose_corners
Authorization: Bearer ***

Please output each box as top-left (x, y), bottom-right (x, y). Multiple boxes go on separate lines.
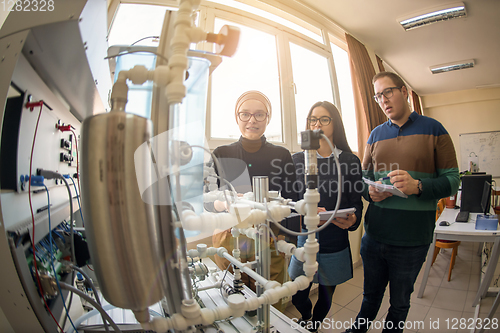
top-left (459, 131), bottom-right (500, 177)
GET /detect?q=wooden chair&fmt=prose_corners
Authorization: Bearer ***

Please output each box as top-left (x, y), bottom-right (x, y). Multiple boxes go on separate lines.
top-left (431, 239), bottom-right (461, 281)
top-left (432, 198), bottom-right (461, 281)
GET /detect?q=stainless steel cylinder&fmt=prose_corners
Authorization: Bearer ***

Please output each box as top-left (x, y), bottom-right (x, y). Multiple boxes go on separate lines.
top-left (304, 149), bottom-right (318, 176)
top-left (253, 176), bottom-right (269, 203)
top-left (253, 176), bottom-right (271, 332)
top-left (80, 111), bottom-right (166, 312)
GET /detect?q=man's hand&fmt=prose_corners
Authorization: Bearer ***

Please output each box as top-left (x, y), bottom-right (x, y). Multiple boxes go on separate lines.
top-left (387, 170), bottom-right (420, 195)
top-left (369, 183), bottom-right (393, 202)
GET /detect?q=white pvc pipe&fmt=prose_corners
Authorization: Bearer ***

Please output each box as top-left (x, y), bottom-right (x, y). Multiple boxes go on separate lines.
top-left (141, 275), bottom-right (312, 333)
top-left (221, 251), bottom-right (270, 288)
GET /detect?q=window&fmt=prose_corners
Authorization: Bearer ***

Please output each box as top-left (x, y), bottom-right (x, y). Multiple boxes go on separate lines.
top-left (289, 41), bottom-right (334, 143)
top-left (210, 0), bottom-right (323, 43)
top-left (210, 18), bottom-right (282, 141)
top-left (330, 42), bottom-right (357, 151)
top-left (108, 4), bottom-right (170, 46)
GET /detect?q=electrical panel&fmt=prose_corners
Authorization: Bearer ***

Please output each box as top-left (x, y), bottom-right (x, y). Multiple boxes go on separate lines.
top-left (0, 0), bottom-right (110, 331)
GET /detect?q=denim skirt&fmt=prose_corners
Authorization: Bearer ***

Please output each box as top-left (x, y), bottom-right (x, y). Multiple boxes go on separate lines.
top-left (288, 246), bottom-right (352, 286)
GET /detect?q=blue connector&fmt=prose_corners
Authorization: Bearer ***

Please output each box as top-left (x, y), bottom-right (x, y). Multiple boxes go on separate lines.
top-left (30, 175), bottom-right (45, 186)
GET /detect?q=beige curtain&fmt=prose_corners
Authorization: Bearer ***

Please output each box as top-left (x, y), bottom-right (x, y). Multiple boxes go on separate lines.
top-left (411, 90), bottom-right (423, 115)
top-left (345, 34), bottom-right (387, 157)
top-left (350, 67), bottom-right (369, 162)
top-left (376, 55), bottom-right (385, 72)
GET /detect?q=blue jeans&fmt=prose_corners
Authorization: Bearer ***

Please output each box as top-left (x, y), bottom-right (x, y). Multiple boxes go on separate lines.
top-left (352, 233), bottom-right (429, 333)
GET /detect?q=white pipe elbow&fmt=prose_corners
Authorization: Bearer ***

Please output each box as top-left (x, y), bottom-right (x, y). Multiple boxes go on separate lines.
top-left (276, 240), bottom-right (296, 257)
top-left (187, 27), bottom-right (208, 43)
top-left (243, 227), bottom-right (258, 240)
top-left (293, 247), bottom-right (306, 262)
top-left (294, 200), bottom-right (306, 215)
top-left (268, 204), bottom-right (291, 222)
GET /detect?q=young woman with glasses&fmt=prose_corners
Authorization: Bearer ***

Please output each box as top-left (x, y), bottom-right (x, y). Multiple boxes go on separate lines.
top-left (288, 101), bottom-right (363, 332)
top-left (210, 90), bottom-right (298, 312)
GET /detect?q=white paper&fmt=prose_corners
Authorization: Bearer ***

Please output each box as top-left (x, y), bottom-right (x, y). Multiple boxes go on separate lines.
top-left (362, 177), bottom-right (408, 198)
top-left (319, 207), bottom-right (356, 221)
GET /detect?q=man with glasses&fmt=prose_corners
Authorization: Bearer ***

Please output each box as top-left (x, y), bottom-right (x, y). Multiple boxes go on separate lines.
top-left (344, 72), bottom-right (459, 333)
top-left (210, 90), bottom-right (297, 312)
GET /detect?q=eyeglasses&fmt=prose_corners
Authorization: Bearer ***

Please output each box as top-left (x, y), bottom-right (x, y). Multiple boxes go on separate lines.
top-left (308, 116), bottom-right (332, 126)
top-left (373, 86), bottom-right (402, 103)
top-left (237, 112), bottom-right (268, 122)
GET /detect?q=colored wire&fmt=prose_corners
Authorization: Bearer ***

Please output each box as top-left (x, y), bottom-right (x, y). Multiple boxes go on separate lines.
top-left (59, 282), bottom-right (123, 333)
top-left (27, 104), bottom-right (64, 332)
top-left (70, 265), bottom-right (110, 333)
top-left (44, 185), bottom-right (78, 332)
top-left (131, 35), bottom-right (160, 45)
top-left (219, 262), bottom-right (231, 299)
top-left (69, 176), bottom-right (84, 226)
top-left (70, 130), bottom-right (82, 222)
top-left (59, 175), bottom-right (76, 264)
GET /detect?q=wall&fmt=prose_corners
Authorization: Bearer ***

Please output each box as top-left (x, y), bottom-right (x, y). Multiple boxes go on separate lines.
top-left (423, 87), bottom-right (500, 288)
top-left (421, 87), bottom-right (500, 184)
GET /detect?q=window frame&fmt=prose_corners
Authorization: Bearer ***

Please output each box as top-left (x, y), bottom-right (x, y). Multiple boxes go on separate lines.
top-left (107, 1), bottom-right (356, 153)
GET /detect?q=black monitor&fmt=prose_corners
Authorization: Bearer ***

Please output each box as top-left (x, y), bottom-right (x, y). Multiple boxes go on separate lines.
top-left (481, 181), bottom-right (492, 215)
top-left (460, 174), bottom-right (492, 213)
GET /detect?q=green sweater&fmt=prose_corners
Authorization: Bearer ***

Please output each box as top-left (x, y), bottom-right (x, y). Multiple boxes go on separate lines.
top-left (362, 112), bottom-right (460, 246)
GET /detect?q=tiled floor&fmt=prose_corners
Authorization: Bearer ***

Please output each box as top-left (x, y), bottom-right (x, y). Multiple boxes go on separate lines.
top-left (284, 242), bottom-right (500, 332)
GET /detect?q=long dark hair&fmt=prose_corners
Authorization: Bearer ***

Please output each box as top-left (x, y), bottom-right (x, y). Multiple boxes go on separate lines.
top-left (305, 101), bottom-right (352, 153)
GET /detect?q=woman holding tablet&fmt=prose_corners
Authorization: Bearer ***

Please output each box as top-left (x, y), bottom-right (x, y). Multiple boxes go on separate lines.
top-left (289, 101), bottom-right (363, 332)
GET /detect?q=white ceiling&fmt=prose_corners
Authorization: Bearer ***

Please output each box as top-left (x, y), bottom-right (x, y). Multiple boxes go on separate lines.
top-left (298, 0), bottom-right (500, 96)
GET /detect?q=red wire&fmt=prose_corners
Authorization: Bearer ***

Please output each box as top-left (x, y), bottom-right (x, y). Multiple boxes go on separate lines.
top-left (70, 129), bottom-right (83, 228)
top-left (87, 264), bottom-right (94, 271)
top-left (70, 130), bottom-right (82, 207)
top-left (28, 105), bottom-right (64, 333)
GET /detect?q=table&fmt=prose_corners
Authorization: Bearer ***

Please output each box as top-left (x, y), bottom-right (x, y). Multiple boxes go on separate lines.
top-left (417, 208), bottom-right (500, 308)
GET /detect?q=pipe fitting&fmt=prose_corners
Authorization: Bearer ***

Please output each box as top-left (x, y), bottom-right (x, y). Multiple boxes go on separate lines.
top-left (181, 299), bottom-right (201, 319)
top-left (127, 65), bottom-right (149, 85)
top-left (294, 199), bottom-right (306, 215)
top-left (216, 247), bottom-right (228, 258)
top-left (293, 247), bottom-right (306, 262)
top-left (276, 239), bottom-right (296, 256)
top-left (226, 294), bottom-right (246, 318)
top-left (268, 204), bottom-right (291, 222)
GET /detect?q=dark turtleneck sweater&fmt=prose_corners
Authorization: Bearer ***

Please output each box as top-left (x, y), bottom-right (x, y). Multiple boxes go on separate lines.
top-left (212, 136), bottom-right (298, 201)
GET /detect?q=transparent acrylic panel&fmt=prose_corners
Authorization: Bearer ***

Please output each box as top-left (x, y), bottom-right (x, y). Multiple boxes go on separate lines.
top-left (114, 53), bottom-right (156, 118)
top-left (330, 43), bottom-right (358, 152)
top-left (210, 18), bottom-right (282, 142)
top-left (168, 57), bottom-right (211, 217)
top-left (290, 42), bottom-right (333, 142)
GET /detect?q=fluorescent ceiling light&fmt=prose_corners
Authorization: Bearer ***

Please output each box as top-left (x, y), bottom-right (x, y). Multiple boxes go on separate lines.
top-left (430, 59), bottom-right (475, 74)
top-left (398, 2), bottom-right (466, 31)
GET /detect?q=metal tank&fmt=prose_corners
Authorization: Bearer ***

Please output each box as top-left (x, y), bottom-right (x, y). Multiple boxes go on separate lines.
top-left (80, 111), bottom-right (166, 320)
